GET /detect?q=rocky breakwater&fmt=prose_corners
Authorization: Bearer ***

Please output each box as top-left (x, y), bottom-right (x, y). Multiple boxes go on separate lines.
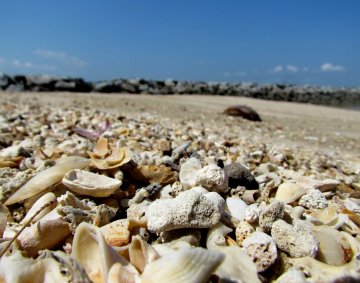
top-left (1, 73), bottom-right (360, 107)
top-left (0, 96), bottom-right (360, 282)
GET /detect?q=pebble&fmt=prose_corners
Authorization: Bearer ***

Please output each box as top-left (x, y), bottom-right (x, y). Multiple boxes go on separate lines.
top-left (259, 200), bottom-right (285, 233)
top-left (224, 162), bottom-right (259, 190)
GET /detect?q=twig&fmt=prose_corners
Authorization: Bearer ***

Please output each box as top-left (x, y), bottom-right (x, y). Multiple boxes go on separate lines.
top-left (0, 200), bottom-right (56, 258)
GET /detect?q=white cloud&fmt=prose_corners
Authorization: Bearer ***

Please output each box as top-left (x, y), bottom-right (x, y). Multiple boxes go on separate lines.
top-left (273, 65), bottom-right (283, 73)
top-left (235, 71), bottom-right (246, 77)
top-left (286, 65), bottom-right (298, 73)
top-left (11, 59), bottom-right (56, 71)
top-left (34, 49), bottom-right (87, 67)
top-left (321, 63), bottom-right (345, 72)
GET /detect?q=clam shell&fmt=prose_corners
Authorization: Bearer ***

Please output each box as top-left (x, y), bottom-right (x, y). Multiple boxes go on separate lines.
top-left (100, 219), bottom-right (131, 247)
top-left (275, 182), bottom-right (306, 204)
top-left (4, 156), bottom-right (89, 205)
top-left (18, 218), bottom-right (71, 257)
top-left (72, 222), bottom-right (125, 283)
top-left (309, 206), bottom-right (339, 226)
top-left (20, 192), bottom-right (57, 225)
top-left (62, 169), bottom-right (121, 197)
top-left (139, 247), bottom-right (224, 283)
top-left (108, 263), bottom-right (138, 283)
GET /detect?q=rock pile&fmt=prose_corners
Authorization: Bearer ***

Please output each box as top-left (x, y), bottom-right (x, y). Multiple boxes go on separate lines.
top-left (1, 73), bottom-right (360, 107)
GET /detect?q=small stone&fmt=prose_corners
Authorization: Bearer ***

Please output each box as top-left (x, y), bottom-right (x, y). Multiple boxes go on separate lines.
top-left (224, 163), bottom-right (259, 190)
top-left (137, 165), bottom-right (176, 185)
top-left (242, 232), bottom-right (277, 272)
top-left (298, 189), bottom-right (328, 210)
top-left (195, 164), bottom-right (228, 193)
top-left (271, 219), bottom-right (318, 258)
top-left (244, 203), bottom-right (262, 224)
top-left (223, 105), bottom-right (262, 121)
top-left (259, 200), bottom-right (284, 233)
top-left (276, 268), bottom-right (307, 283)
top-left (147, 189), bottom-right (224, 233)
top-left (156, 139), bottom-right (171, 152)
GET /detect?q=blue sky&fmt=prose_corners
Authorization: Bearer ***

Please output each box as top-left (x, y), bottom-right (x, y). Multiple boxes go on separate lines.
top-left (0, 0), bottom-right (359, 86)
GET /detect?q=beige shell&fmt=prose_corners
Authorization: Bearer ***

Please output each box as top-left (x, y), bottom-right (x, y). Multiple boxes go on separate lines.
top-left (206, 222), bottom-right (232, 250)
top-left (18, 218), bottom-right (71, 257)
top-left (309, 206), bottom-right (348, 229)
top-left (0, 203), bottom-right (11, 237)
top-left (128, 235), bottom-right (160, 273)
top-left (214, 246), bottom-right (261, 283)
top-left (4, 156), bottom-right (90, 205)
top-left (139, 247), bottom-right (224, 283)
top-left (0, 250), bottom-right (69, 283)
top-left (72, 222), bottom-right (126, 283)
top-left (20, 192), bottom-right (57, 225)
top-left (62, 169), bottom-right (121, 197)
top-left (100, 219), bottom-right (131, 247)
top-left (108, 263), bottom-right (138, 283)
top-left (313, 226), bottom-right (353, 266)
top-left (275, 182), bottom-right (306, 204)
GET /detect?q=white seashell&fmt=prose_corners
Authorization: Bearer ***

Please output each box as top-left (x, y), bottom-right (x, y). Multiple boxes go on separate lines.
top-left (0, 250), bottom-right (70, 283)
top-left (206, 222), bottom-right (233, 250)
top-left (20, 192), bottom-right (57, 225)
top-left (313, 226), bottom-right (353, 266)
top-left (62, 169), bottom-right (121, 197)
top-left (226, 197), bottom-right (248, 222)
top-left (139, 247), bottom-right (224, 283)
top-left (108, 263), bottom-right (138, 283)
top-left (275, 182), bottom-right (306, 204)
top-left (0, 203), bottom-right (11, 237)
top-left (341, 218), bottom-right (360, 235)
top-left (4, 156), bottom-right (89, 205)
top-left (294, 177), bottom-right (340, 192)
top-left (72, 222), bottom-right (126, 283)
top-left (179, 157), bottom-right (202, 189)
top-left (214, 246), bottom-right (261, 283)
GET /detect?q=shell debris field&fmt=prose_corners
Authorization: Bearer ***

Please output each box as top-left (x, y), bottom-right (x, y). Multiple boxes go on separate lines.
top-left (0, 94), bottom-right (360, 283)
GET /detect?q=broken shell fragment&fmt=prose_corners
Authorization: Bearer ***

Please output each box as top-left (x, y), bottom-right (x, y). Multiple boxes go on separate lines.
top-left (4, 156), bottom-right (90, 205)
top-left (100, 219), bottom-right (131, 247)
top-left (62, 169), bottom-right (121, 197)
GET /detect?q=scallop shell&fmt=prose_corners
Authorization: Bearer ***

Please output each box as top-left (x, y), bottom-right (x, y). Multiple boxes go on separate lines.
top-left (275, 182), bottom-right (306, 204)
top-left (100, 219), bottom-right (131, 247)
top-left (139, 247), bottom-right (224, 283)
top-left (62, 169), bottom-right (121, 197)
top-left (20, 192), bottom-right (57, 225)
top-left (4, 156), bottom-right (90, 205)
top-left (72, 222), bottom-right (125, 283)
top-left (214, 246), bottom-right (261, 283)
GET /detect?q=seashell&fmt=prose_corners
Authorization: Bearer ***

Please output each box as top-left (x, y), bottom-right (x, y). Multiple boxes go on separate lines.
top-left (275, 182), bottom-right (306, 204)
top-left (294, 177), bottom-right (340, 192)
top-left (206, 222), bottom-right (233, 250)
top-left (20, 192), bottom-right (57, 225)
top-left (128, 235), bottom-right (160, 273)
top-left (0, 156), bottom-right (23, 168)
top-left (313, 226), bottom-right (353, 265)
top-left (93, 136), bottom-right (110, 158)
top-left (18, 218), bottom-right (71, 257)
top-left (341, 208), bottom-right (360, 227)
top-left (89, 147), bottom-right (131, 170)
top-left (344, 198), bottom-right (360, 214)
top-left (0, 203), bottom-right (11, 237)
top-left (341, 218), bottom-right (360, 235)
top-left (72, 222), bottom-right (126, 283)
top-left (139, 247), bottom-right (224, 283)
top-left (241, 190), bottom-right (260, 204)
top-left (100, 219), bottom-right (131, 247)
top-left (308, 206), bottom-right (348, 229)
top-left (4, 156), bottom-right (90, 205)
top-left (226, 197), bottom-right (248, 222)
top-left (213, 246), bottom-right (261, 283)
top-left (62, 169), bottom-right (121, 197)
top-left (179, 157), bottom-right (201, 189)
top-left (0, 250), bottom-right (71, 283)
top-left (108, 263), bottom-right (138, 283)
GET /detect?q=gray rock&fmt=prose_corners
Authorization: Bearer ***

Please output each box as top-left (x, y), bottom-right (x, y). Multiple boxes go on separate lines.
top-left (224, 163), bottom-right (258, 190)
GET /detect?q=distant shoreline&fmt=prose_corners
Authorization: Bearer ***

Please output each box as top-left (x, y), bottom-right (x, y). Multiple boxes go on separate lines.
top-left (1, 73), bottom-right (360, 108)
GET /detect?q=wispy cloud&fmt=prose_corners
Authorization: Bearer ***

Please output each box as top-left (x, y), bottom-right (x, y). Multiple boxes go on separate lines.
top-left (223, 71), bottom-right (246, 77)
top-left (320, 63), bottom-right (345, 72)
top-left (34, 49), bottom-right (87, 67)
top-left (286, 65), bottom-right (298, 73)
top-left (273, 65), bottom-right (283, 73)
top-left (11, 59), bottom-right (56, 71)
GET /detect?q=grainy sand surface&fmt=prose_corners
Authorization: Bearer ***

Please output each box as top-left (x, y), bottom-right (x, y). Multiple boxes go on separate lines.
top-left (1, 91), bottom-right (360, 157)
